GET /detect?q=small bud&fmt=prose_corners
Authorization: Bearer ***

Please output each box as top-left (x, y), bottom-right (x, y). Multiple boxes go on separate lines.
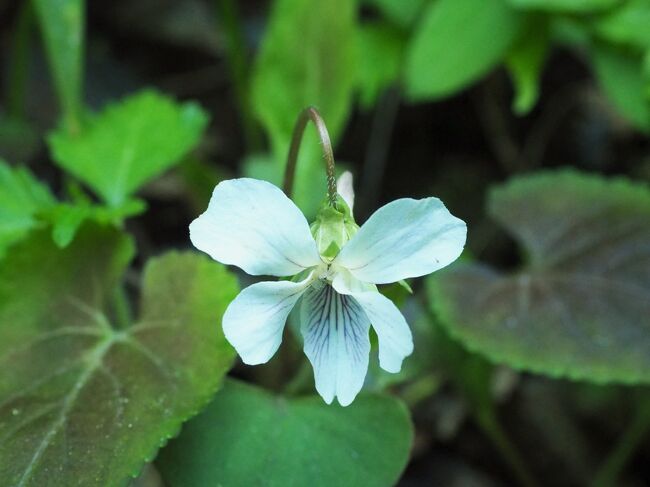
top-left (310, 195), bottom-right (359, 260)
top-left (337, 171), bottom-right (355, 213)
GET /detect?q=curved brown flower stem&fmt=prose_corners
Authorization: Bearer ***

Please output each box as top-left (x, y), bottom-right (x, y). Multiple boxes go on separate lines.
top-left (283, 107), bottom-right (337, 205)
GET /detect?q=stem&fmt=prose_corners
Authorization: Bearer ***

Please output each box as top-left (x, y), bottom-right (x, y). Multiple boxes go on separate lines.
top-left (475, 408), bottom-right (540, 487)
top-left (283, 107), bottom-right (337, 205)
top-left (7, 0), bottom-right (34, 120)
top-left (591, 401), bottom-right (650, 487)
top-left (214, 0), bottom-right (261, 151)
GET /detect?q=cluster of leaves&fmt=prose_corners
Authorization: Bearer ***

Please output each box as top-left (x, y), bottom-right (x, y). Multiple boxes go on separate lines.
top-left (0, 2), bottom-right (414, 486)
top-left (244, 0), bottom-right (649, 216)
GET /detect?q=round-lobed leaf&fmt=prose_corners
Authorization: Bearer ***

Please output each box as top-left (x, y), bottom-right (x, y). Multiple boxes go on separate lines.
top-left (0, 160), bottom-right (56, 258)
top-left (158, 379), bottom-right (414, 487)
top-left (48, 89), bottom-right (209, 206)
top-left (429, 170), bottom-right (650, 383)
top-left (0, 229), bottom-right (238, 487)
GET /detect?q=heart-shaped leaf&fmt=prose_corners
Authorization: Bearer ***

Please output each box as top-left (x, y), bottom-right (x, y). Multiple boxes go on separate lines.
top-left (157, 379), bottom-right (413, 487)
top-left (429, 170), bottom-right (650, 383)
top-left (0, 228), bottom-right (238, 486)
top-left (49, 89), bottom-right (209, 206)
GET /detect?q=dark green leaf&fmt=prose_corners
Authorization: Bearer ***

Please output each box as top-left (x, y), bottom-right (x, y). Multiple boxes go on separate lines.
top-left (0, 160), bottom-right (55, 258)
top-left (429, 170), bottom-right (650, 383)
top-left (49, 90), bottom-right (209, 206)
top-left (592, 44), bottom-right (650, 132)
top-left (158, 379), bottom-right (413, 487)
top-left (0, 234), bottom-right (238, 486)
top-left (32, 0), bottom-right (84, 131)
top-left (405, 0), bottom-right (524, 101)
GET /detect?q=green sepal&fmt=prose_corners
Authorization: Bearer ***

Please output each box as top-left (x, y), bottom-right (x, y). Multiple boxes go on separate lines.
top-left (310, 195), bottom-right (358, 260)
top-left (397, 279), bottom-right (413, 294)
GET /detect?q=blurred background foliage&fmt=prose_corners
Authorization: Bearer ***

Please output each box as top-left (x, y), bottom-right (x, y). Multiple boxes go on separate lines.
top-left (0, 0), bottom-right (649, 485)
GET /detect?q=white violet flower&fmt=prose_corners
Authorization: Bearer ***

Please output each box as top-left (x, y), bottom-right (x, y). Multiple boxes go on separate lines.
top-left (190, 174), bottom-right (466, 406)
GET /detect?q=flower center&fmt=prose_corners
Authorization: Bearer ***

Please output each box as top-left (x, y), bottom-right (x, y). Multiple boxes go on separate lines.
top-left (316, 263), bottom-right (336, 283)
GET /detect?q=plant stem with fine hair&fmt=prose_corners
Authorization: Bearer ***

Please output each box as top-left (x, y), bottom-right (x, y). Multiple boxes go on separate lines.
top-left (283, 106), bottom-right (338, 205)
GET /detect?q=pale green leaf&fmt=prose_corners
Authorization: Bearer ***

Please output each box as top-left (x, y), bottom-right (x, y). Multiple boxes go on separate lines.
top-left (32, 0), bottom-right (84, 131)
top-left (49, 90), bottom-right (209, 206)
top-left (405, 0), bottom-right (525, 101)
top-left (0, 160), bottom-right (55, 258)
top-left (0, 231), bottom-right (238, 486)
top-left (429, 170), bottom-right (650, 383)
top-left (158, 379), bottom-right (413, 487)
top-left (249, 0), bottom-right (356, 215)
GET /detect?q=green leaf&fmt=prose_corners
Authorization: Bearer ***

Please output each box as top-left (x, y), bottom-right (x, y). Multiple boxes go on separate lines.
top-left (356, 22), bottom-right (406, 109)
top-left (49, 89), bottom-right (210, 206)
top-left (592, 0), bottom-right (650, 49)
top-left (0, 160), bottom-right (55, 258)
top-left (506, 20), bottom-right (549, 115)
top-left (47, 199), bottom-right (146, 248)
top-left (249, 0), bottom-right (356, 215)
top-left (405, 0), bottom-right (524, 101)
top-left (0, 233), bottom-right (239, 486)
top-left (158, 379), bottom-right (413, 487)
top-left (592, 44), bottom-right (650, 132)
top-left (429, 170), bottom-right (650, 383)
top-left (362, 0), bottom-right (427, 27)
top-left (506, 0), bottom-right (620, 13)
top-left (32, 0), bottom-right (84, 131)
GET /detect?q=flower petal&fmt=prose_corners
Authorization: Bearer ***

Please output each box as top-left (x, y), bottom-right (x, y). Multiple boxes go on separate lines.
top-left (334, 197), bottom-right (467, 283)
top-left (190, 178), bottom-right (321, 276)
top-left (300, 281), bottom-right (370, 406)
top-left (337, 171), bottom-right (355, 213)
top-left (223, 276), bottom-right (314, 365)
top-left (351, 291), bottom-right (414, 373)
top-left (332, 276), bottom-right (413, 374)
